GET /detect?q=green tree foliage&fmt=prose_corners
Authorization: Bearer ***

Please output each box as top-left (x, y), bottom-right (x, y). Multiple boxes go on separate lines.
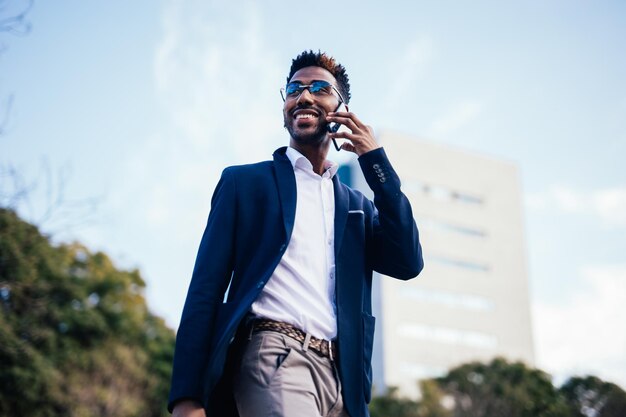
top-left (369, 386), bottom-right (420, 417)
top-left (560, 376), bottom-right (626, 417)
top-left (415, 379), bottom-right (452, 417)
top-left (434, 357), bottom-right (567, 417)
top-left (369, 358), bottom-right (626, 417)
top-left (0, 208), bottom-right (175, 417)
top-left (369, 381), bottom-right (453, 417)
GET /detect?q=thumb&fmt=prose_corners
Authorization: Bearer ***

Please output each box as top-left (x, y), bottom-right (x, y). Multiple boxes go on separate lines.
top-left (341, 142), bottom-right (357, 154)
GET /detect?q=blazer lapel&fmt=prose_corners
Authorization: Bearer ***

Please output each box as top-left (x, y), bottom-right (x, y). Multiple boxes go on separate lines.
top-left (333, 174), bottom-right (349, 259)
top-left (273, 147), bottom-right (297, 242)
top-left (272, 147), bottom-right (349, 254)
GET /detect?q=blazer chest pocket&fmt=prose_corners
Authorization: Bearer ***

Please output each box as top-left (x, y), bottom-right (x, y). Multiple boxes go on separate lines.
top-left (344, 210), bottom-right (365, 248)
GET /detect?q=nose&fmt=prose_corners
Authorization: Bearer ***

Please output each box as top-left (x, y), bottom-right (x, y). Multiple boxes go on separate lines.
top-left (296, 87), bottom-right (315, 106)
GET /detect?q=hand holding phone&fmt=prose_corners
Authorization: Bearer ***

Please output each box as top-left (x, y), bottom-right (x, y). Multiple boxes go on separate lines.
top-left (326, 107), bottom-right (380, 156)
top-left (327, 102), bottom-right (350, 151)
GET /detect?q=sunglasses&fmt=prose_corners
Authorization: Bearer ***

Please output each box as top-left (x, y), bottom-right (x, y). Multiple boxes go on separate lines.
top-left (280, 80), bottom-right (345, 102)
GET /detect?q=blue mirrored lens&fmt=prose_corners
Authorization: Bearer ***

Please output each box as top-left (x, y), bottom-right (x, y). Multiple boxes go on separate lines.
top-left (309, 80), bottom-right (332, 93)
top-left (285, 81), bottom-right (332, 96)
top-left (286, 83), bottom-right (303, 95)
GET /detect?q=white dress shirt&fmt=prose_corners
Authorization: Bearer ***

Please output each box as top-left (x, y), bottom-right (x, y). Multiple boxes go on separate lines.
top-left (250, 147), bottom-right (338, 340)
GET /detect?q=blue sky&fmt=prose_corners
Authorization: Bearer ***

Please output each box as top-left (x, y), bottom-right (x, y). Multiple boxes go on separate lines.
top-left (2, 1), bottom-right (625, 387)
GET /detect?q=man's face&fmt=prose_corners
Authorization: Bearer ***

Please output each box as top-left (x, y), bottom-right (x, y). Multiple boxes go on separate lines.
top-left (283, 66), bottom-right (342, 147)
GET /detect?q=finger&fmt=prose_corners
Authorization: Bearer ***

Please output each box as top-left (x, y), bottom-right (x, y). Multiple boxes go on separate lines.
top-left (326, 115), bottom-right (359, 132)
top-left (329, 130), bottom-right (358, 141)
top-left (329, 111), bottom-right (366, 130)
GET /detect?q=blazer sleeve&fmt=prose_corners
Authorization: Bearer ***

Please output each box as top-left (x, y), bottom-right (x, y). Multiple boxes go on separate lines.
top-left (168, 167), bottom-right (238, 411)
top-left (358, 147), bottom-right (424, 279)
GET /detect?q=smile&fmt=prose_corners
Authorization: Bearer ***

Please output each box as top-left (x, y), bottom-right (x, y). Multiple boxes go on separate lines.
top-left (293, 109), bottom-right (320, 120)
top-left (295, 113), bottom-right (318, 120)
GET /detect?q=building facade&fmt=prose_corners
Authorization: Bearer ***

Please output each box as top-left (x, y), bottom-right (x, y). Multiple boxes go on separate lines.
top-left (345, 130), bottom-right (535, 398)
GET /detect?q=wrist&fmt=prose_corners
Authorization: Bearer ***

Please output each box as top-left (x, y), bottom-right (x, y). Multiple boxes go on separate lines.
top-left (172, 399), bottom-right (204, 417)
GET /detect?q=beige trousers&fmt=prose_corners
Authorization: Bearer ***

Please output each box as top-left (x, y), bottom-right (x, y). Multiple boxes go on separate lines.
top-left (233, 330), bottom-right (350, 417)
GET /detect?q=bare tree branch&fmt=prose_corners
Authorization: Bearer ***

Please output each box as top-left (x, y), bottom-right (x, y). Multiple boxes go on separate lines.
top-left (0, 0), bottom-right (33, 36)
top-left (0, 160), bottom-right (103, 236)
top-left (0, 163), bottom-right (37, 209)
top-left (0, 2), bottom-right (98, 237)
top-left (0, 93), bottom-right (13, 135)
top-left (0, 0), bottom-right (34, 135)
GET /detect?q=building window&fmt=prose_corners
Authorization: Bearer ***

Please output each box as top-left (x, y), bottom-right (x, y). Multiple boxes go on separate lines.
top-left (398, 362), bottom-right (447, 379)
top-left (453, 191), bottom-right (483, 205)
top-left (429, 255), bottom-right (490, 272)
top-left (419, 218), bottom-right (487, 238)
top-left (400, 287), bottom-right (495, 312)
top-left (405, 180), bottom-right (484, 206)
top-left (397, 323), bottom-right (498, 349)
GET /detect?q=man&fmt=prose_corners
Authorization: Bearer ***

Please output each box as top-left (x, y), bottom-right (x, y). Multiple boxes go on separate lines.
top-left (169, 50), bottom-right (423, 417)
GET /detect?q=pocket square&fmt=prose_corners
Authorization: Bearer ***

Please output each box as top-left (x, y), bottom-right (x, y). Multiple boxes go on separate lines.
top-left (348, 210), bottom-right (364, 214)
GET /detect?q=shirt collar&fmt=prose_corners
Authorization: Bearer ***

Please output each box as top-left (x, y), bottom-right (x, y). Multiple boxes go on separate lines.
top-left (285, 146), bottom-right (338, 178)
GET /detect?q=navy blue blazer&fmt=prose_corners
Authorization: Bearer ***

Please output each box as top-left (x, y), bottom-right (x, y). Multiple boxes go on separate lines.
top-left (168, 146), bottom-right (423, 417)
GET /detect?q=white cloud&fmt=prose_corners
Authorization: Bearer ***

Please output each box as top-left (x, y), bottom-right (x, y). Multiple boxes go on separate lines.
top-left (553, 186), bottom-right (585, 212)
top-left (524, 192), bottom-right (548, 211)
top-left (384, 36), bottom-right (434, 109)
top-left (93, 0), bottom-right (292, 326)
top-left (525, 185), bottom-right (626, 227)
top-left (533, 265), bottom-right (626, 388)
top-left (130, 0), bottom-right (289, 231)
top-left (593, 188), bottom-right (626, 226)
top-left (154, 0), bottom-right (284, 161)
top-left (427, 99), bottom-right (483, 137)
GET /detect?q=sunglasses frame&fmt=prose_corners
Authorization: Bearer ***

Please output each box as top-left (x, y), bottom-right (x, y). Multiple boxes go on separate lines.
top-left (280, 80), bottom-right (345, 103)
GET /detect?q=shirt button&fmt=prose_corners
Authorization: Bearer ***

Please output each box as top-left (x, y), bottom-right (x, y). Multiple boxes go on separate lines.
top-left (256, 281), bottom-right (265, 289)
top-left (373, 164), bottom-right (380, 170)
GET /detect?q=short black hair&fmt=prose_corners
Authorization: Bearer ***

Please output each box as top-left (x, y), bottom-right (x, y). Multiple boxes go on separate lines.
top-left (286, 50), bottom-right (351, 104)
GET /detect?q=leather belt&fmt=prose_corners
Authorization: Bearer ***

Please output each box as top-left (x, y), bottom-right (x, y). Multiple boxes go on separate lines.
top-left (252, 319), bottom-right (337, 361)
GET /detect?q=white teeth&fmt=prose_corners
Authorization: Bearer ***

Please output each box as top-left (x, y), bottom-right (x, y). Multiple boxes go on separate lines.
top-left (295, 113), bottom-right (317, 119)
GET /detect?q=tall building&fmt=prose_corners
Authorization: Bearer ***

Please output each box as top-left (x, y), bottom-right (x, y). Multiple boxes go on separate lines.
top-left (345, 130), bottom-right (535, 398)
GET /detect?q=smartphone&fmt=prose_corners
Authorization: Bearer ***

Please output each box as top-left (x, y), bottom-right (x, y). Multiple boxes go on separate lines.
top-left (327, 102), bottom-right (349, 151)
